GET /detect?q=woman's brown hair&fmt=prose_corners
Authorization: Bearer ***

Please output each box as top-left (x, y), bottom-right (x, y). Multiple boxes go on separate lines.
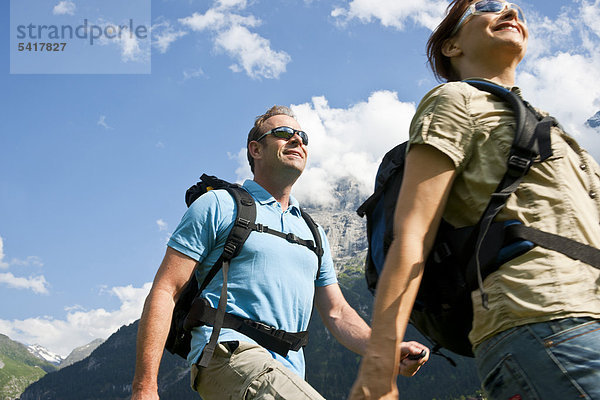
top-left (426, 0), bottom-right (472, 82)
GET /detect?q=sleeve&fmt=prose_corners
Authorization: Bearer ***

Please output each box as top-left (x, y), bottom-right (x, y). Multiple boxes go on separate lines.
top-left (314, 225), bottom-right (338, 287)
top-left (167, 191), bottom-right (223, 262)
top-left (408, 82), bottom-right (476, 173)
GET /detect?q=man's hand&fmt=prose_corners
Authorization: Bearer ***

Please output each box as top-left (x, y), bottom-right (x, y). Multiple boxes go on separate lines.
top-left (398, 341), bottom-right (429, 377)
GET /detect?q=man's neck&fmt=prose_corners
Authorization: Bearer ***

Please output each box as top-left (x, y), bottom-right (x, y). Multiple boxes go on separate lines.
top-left (252, 175), bottom-right (295, 211)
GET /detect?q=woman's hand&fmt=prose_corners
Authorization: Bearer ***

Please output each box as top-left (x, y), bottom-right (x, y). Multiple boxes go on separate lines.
top-left (398, 341), bottom-right (429, 377)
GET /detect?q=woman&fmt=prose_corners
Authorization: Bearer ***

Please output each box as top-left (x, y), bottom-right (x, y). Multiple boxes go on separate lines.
top-left (349, 1), bottom-right (600, 399)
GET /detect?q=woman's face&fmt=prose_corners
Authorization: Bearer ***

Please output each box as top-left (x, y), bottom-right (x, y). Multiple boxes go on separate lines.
top-left (453, 2), bottom-right (529, 65)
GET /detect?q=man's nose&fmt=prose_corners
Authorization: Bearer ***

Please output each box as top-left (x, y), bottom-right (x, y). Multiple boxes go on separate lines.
top-left (288, 133), bottom-right (303, 145)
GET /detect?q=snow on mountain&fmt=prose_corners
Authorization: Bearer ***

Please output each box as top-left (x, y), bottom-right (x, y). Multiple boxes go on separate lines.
top-left (587, 111), bottom-right (600, 129)
top-left (27, 344), bottom-right (64, 365)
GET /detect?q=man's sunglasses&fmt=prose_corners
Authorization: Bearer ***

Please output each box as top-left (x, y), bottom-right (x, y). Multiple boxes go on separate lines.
top-left (256, 126), bottom-right (309, 146)
top-left (452, 0), bottom-right (526, 35)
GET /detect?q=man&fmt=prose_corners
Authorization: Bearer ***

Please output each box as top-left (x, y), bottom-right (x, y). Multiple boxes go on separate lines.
top-left (131, 105), bottom-right (428, 400)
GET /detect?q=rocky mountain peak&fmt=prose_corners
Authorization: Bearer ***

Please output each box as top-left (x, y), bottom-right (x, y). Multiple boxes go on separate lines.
top-left (27, 344), bottom-right (63, 365)
top-left (587, 111), bottom-right (600, 129)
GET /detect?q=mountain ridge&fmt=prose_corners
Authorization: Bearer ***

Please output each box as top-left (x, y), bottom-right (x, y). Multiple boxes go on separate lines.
top-left (27, 344), bottom-right (63, 366)
top-left (587, 110), bottom-right (600, 128)
top-left (0, 334), bottom-right (58, 400)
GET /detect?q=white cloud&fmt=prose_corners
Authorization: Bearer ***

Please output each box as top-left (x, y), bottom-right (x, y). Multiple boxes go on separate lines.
top-left (217, 0), bottom-right (247, 9)
top-left (182, 67), bottom-right (205, 80)
top-left (152, 21), bottom-right (188, 54)
top-left (517, 0), bottom-right (600, 158)
top-left (94, 20), bottom-right (150, 64)
top-left (0, 283), bottom-right (152, 356)
top-left (118, 32), bottom-right (145, 62)
top-left (0, 272), bottom-right (49, 294)
top-left (156, 219), bottom-right (168, 231)
top-left (53, 1), bottom-right (76, 16)
top-left (0, 237), bottom-right (8, 269)
top-left (180, 10), bottom-right (230, 31)
top-left (215, 25), bottom-right (290, 79)
top-left (235, 91), bottom-right (416, 208)
top-left (178, 3), bottom-right (289, 79)
top-left (9, 256), bottom-right (44, 268)
top-left (582, 0), bottom-right (600, 38)
top-left (180, 10), bottom-right (259, 32)
top-left (97, 115), bottom-right (112, 130)
top-left (0, 235), bottom-right (48, 294)
top-left (332, 0), bottom-right (448, 31)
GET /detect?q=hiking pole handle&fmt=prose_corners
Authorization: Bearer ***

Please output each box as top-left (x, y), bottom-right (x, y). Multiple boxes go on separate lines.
top-left (407, 349), bottom-right (427, 360)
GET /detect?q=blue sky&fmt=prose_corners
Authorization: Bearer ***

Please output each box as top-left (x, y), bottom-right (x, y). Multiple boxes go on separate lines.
top-left (1, 0), bottom-right (599, 356)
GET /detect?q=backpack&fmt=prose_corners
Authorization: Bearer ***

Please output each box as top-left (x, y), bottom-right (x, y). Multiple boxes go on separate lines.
top-left (357, 80), bottom-right (600, 358)
top-left (165, 174), bottom-right (324, 366)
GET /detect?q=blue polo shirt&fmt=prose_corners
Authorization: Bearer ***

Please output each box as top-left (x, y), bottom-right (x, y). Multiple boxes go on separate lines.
top-left (167, 179), bottom-right (337, 377)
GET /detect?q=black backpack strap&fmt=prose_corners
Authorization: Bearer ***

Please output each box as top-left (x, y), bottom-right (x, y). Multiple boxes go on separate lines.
top-left (300, 209), bottom-right (324, 279)
top-left (463, 80), bottom-right (555, 308)
top-left (190, 185), bottom-right (323, 366)
top-left (195, 185), bottom-right (256, 368)
top-left (248, 222), bottom-right (320, 257)
top-left (506, 224), bottom-right (600, 269)
top-left (185, 297), bottom-right (309, 357)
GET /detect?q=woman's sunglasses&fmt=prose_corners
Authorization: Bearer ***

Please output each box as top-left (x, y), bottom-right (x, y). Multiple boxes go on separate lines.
top-left (452, 0), bottom-right (526, 35)
top-left (256, 126), bottom-right (309, 146)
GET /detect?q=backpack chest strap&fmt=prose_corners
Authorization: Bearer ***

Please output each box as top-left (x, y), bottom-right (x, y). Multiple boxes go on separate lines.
top-left (252, 222), bottom-right (322, 255)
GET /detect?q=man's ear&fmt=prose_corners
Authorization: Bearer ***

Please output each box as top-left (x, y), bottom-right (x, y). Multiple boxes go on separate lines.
top-left (248, 140), bottom-right (263, 162)
top-left (442, 37), bottom-right (462, 58)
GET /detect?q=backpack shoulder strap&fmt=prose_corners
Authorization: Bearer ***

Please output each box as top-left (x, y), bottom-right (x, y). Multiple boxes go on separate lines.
top-left (462, 80), bottom-right (555, 308)
top-left (300, 209), bottom-right (324, 279)
top-left (196, 184), bottom-right (256, 367)
top-left (196, 185), bottom-right (256, 293)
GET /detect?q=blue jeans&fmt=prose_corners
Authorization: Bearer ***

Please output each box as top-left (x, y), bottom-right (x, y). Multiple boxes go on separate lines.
top-left (474, 318), bottom-right (600, 400)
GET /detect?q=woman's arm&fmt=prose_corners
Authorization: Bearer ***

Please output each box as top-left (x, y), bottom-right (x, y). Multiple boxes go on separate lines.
top-left (348, 144), bottom-right (456, 400)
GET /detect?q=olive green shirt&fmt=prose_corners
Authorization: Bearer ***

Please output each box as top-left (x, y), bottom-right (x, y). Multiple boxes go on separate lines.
top-left (408, 80), bottom-right (600, 349)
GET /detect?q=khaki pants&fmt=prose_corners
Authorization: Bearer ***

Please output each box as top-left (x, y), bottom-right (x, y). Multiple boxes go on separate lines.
top-left (191, 341), bottom-right (326, 400)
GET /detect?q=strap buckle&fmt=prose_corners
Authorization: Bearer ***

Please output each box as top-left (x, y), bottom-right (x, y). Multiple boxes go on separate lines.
top-left (222, 242), bottom-right (237, 258)
top-left (286, 233), bottom-right (298, 243)
top-left (235, 217), bottom-right (250, 229)
top-left (245, 320), bottom-right (286, 338)
top-left (507, 154), bottom-right (533, 176)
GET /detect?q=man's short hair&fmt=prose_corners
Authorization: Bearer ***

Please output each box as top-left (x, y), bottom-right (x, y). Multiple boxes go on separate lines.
top-left (246, 105), bottom-right (297, 173)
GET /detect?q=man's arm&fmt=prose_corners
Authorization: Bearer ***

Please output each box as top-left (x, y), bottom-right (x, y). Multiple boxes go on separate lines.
top-left (314, 283), bottom-right (429, 377)
top-left (315, 283), bottom-right (371, 355)
top-left (131, 247), bottom-right (197, 400)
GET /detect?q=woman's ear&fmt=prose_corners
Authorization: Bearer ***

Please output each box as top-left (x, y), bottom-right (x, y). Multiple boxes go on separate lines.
top-left (442, 37), bottom-right (462, 58)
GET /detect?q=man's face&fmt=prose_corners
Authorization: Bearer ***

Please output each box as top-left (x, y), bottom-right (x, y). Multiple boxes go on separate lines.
top-left (255, 114), bottom-right (308, 177)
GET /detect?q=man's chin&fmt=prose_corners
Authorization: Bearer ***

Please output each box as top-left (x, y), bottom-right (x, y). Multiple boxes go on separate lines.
top-left (280, 162), bottom-right (305, 179)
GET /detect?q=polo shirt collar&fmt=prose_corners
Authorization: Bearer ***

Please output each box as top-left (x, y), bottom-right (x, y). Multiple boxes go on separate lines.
top-left (242, 180), bottom-right (302, 215)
